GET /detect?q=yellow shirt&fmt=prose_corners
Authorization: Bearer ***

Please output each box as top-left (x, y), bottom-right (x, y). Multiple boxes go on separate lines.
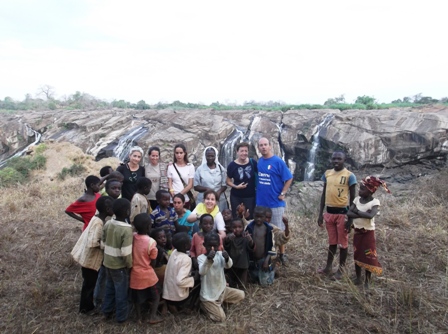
top-left (324, 168), bottom-right (355, 208)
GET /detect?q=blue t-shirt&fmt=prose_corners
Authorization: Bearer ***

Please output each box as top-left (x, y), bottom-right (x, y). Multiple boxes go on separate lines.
top-left (256, 155), bottom-right (293, 208)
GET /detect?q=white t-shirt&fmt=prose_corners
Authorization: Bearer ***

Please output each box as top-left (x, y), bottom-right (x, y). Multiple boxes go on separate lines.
top-left (352, 197), bottom-right (381, 230)
top-left (198, 251), bottom-right (233, 301)
top-left (167, 163), bottom-right (195, 202)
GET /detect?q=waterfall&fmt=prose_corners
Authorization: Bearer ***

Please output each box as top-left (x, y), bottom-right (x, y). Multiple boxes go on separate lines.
top-left (113, 126), bottom-right (148, 162)
top-left (0, 123), bottom-right (42, 168)
top-left (304, 114), bottom-right (334, 181)
top-left (219, 127), bottom-right (245, 167)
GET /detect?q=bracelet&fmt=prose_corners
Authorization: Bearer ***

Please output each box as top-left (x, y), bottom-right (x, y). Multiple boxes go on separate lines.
top-left (169, 189), bottom-right (175, 192)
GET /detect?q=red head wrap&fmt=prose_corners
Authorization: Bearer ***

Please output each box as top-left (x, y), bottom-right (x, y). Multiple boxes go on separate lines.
top-left (361, 176), bottom-right (391, 194)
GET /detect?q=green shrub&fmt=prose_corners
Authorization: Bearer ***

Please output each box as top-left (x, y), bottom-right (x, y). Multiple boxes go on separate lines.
top-left (34, 143), bottom-right (47, 155)
top-left (0, 167), bottom-right (22, 187)
top-left (2, 154), bottom-right (47, 181)
top-left (32, 155), bottom-right (47, 169)
top-left (58, 164), bottom-right (86, 180)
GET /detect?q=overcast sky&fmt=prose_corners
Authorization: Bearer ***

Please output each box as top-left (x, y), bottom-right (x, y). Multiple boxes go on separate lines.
top-left (1, 0), bottom-right (447, 105)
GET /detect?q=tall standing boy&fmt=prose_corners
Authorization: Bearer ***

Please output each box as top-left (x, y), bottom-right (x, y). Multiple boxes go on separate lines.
top-left (317, 151), bottom-right (357, 280)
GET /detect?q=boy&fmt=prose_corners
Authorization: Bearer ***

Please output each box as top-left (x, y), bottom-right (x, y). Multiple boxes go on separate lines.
top-left (150, 190), bottom-right (178, 239)
top-left (222, 208), bottom-right (233, 234)
top-left (101, 198), bottom-right (133, 323)
top-left (71, 196), bottom-right (114, 314)
top-left (65, 175), bottom-right (101, 231)
top-left (317, 151), bottom-right (357, 280)
top-left (224, 218), bottom-right (254, 288)
top-left (245, 206), bottom-right (290, 286)
top-left (163, 232), bottom-right (198, 313)
top-left (198, 232), bottom-right (245, 322)
top-left (130, 177), bottom-right (152, 224)
top-left (104, 179), bottom-right (122, 199)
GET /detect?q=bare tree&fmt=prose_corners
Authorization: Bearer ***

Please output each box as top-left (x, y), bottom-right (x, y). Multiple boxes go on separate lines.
top-left (37, 84), bottom-right (55, 100)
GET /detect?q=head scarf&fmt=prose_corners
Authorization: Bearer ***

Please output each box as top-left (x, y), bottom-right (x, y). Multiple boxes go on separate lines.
top-left (361, 176), bottom-right (391, 194)
top-left (201, 146), bottom-right (224, 170)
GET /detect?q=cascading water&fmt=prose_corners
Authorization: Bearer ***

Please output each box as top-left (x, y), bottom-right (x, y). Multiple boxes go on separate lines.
top-left (0, 123), bottom-right (42, 168)
top-left (113, 126), bottom-right (148, 162)
top-left (304, 114), bottom-right (334, 181)
top-left (219, 127), bottom-right (245, 167)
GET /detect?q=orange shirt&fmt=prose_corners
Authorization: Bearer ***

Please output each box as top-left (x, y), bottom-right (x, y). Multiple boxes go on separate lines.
top-left (130, 234), bottom-right (158, 289)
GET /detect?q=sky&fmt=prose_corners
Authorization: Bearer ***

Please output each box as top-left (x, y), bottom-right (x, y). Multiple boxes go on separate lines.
top-left (1, 0), bottom-right (447, 105)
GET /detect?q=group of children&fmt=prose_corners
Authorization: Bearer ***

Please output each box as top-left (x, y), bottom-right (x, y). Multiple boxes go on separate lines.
top-left (67, 166), bottom-right (291, 324)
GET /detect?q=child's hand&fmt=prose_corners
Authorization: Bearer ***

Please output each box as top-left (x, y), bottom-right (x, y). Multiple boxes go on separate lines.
top-left (282, 216), bottom-right (289, 226)
top-left (191, 270), bottom-right (200, 281)
top-left (243, 231), bottom-right (252, 243)
top-left (222, 250), bottom-right (230, 261)
top-left (344, 217), bottom-right (353, 233)
top-left (227, 233), bottom-right (236, 241)
top-left (262, 257), bottom-right (270, 272)
top-left (207, 249), bottom-right (216, 261)
top-left (236, 203), bottom-right (246, 217)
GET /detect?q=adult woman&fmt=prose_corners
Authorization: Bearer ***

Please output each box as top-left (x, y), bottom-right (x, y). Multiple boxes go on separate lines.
top-left (226, 142), bottom-right (257, 219)
top-left (187, 190), bottom-right (226, 238)
top-left (172, 193), bottom-right (195, 238)
top-left (194, 146), bottom-right (227, 212)
top-left (116, 146), bottom-right (146, 201)
top-left (145, 146), bottom-right (168, 210)
top-left (167, 143), bottom-right (195, 209)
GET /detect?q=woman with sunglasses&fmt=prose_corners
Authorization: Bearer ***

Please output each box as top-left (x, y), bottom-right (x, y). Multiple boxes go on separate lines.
top-left (116, 146), bottom-right (146, 201)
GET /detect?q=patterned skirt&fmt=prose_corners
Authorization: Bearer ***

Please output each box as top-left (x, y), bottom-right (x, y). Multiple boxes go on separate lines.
top-left (353, 228), bottom-right (382, 275)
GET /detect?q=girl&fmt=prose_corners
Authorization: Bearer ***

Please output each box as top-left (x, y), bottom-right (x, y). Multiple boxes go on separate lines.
top-left (116, 146), bottom-right (146, 201)
top-left (173, 193), bottom-right (194, 238)
top-left (347, 176), bottom-right (390, 289)
top-left (167, 143), bottom-right (195, 209)
top-left (190, 214), bottom-right (223, 269)
top-left (187, 189), bottom-right (226, 237)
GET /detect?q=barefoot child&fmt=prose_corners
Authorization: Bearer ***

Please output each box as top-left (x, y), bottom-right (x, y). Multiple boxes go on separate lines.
top-left (198, 232), bottom-right (245, 322)
top-left (190, 214), bottom-right (223, 269)
top-left (102, 198), bottom-right (133, 323)
top-left (347, 176), bottom-right (390, 288)
top-left (163, 232), bottom-right (199, 313)
top-left (65, 175), bottom-right (101, 231)
top-left (71, 196), bottom-right (114, 314)
top-left (246, 206), bottom-right (290, 285)
top-left (130, 213), bottom-right (163, 324)
top-left (222, 208), bottom-right (233, 235)
top-left (130, 177), bottom-right (152, 224)
top-left (224, 218), bottom-right (254, 288)
top-left (150, 228), bottom-right (170, 284)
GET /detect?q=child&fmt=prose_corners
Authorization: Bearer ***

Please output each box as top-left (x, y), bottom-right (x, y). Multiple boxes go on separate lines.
top-left (130, 213), bottom-right (163, 324)
top-left (65, 175), bottom-right (101, 231)
top-left (71, 196), bottom-right (114, 314)
top-left (104, 179), bottom-right (122, 199)
top-left (224, 218), bottom-right (254, 288)
top-left (130, 177), bottom-right (152, 224)
top-left (245, 206), bottom-right (290, 286)
top-left (162, 232), bottom-right (198, 313)
top-left (150, 228), bottom-right (170, 284)
top-left (151, 190), bottom-right (178, 247)
top-left (190, 214), bottom-right (223, 269)
top-left (198, 232), bottom-right (245, 322)
top-left (264, 207), bottom-right (289, 266)
top-left (222, 208), bottom-right (233, 235)
top-left (101, 198), bottom-right (133, 323)
top-left (347, 176), bottom-right (390, 289)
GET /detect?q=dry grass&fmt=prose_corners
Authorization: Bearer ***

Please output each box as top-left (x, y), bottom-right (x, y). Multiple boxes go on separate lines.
top-left (1, 143), bottom-right (448, 333)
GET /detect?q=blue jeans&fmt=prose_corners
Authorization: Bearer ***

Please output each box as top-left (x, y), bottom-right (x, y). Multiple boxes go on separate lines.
top-left (93, 265), bottom-right (106, 307)
top-left (102, 267), bottom-right (130, 322)
top-left (249, 259), bottom-right (275, 286)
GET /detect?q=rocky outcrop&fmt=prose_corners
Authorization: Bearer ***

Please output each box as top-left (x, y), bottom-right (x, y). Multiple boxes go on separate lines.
top-left (1, 106), bottom-right (447, 182)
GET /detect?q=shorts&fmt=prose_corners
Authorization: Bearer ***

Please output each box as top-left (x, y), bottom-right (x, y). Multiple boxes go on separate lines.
top-left (324, 213), bottom-right (348, 249)
top-left (270, 207), bottom-right (285, 230)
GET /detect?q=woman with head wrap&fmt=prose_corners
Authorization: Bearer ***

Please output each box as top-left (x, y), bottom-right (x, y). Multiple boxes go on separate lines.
top-left (347, 176), bottom-right (390, 289)
top-left (194, 146), bottom-right (228, 212)
top-left (116, 146), bottom-right (146, 201)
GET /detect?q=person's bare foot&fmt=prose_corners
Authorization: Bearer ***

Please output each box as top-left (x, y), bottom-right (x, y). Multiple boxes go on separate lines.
top-left (167, 304), bottom-right (178, 314)
top-left (317, 267), bottom-right (332, 275)
top-left (351, 277), bottom-right (362, 285)
top-left (331, 271), bottom-right (343, 281)
top-left (149, 316), bottom-right (164, 324)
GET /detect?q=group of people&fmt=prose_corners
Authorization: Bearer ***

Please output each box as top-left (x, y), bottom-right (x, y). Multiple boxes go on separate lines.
top-left (65, 137), bottom-right (390, 324)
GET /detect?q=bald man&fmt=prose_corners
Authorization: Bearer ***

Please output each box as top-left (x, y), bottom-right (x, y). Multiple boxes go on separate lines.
top-left (256, 138), bottom-right (293, 265)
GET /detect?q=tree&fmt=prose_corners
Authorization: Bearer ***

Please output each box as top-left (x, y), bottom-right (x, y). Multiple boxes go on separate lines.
top-left (324, 94), bottom-right (345, 105)
top-left (136, 100), bottom-right (150, 109)
top-left (37, 84), bottom-right (55, 100)
top-left (355, 95), bottom-right (376, 105)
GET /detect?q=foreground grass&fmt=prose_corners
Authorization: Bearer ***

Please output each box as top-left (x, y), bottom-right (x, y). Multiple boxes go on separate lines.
top-left (0, 163), bottom-right (447, 333)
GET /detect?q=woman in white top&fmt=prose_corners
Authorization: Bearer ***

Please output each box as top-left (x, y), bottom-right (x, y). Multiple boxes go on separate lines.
top-left (167, 143), bottom-right (195, 209)
top-left (194, 146), bottom-right (227, 212)
top-left (145, 146), bottom-right (168, 210)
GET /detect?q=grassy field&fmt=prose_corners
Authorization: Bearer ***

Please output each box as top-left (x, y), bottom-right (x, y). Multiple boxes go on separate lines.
top-left (1, 143), bottom-right (447, 333)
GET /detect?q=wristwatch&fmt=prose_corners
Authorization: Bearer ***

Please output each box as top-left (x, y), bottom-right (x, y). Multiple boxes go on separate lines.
top-left (280, 192), bottom-right (285, 196)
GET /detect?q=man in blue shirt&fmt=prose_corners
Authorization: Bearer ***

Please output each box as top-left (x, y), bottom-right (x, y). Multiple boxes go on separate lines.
top-left (256, 137), bottom-right (293, 264)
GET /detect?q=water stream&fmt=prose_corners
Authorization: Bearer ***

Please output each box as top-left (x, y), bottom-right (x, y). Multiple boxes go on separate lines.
top-left (113, 126), bottom-right (148, 162)
top-left (304, 114), bottom-right (334, 181)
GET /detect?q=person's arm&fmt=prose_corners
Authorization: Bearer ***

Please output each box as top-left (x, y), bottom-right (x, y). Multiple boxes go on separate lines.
top-left (349, 184), bottom-right (356, 207)
top-left (262, 254), bottom-right (271, 272)
top-left (198, 254), bottom-right (213, 276)
top-left (122, 230), bottom-right (133, 268)
top-left (317, 183), bottom-right (327, 226)
top-left (65, 211), bottom-right (84, 223)
top-left (226, 176), bottom-right (247, 190)
top-left (346, 203), bottom-right (359, 218)
top-left (352, 205), bottom-right (379, 220)
top-left (278, 178), bottom-right (293, 201)
top-left (176, 257), bottom-right (195, 288)
top-left (194, 168), bottom-right (210, 193)
top-left (187, 207), bottom-right (199, 222)
top-left (215, 213), bottom-right (227, 238)
top-left (87, 219), bottom-right (102, 248)
top-left (182, 177), bottom-right (194, 194)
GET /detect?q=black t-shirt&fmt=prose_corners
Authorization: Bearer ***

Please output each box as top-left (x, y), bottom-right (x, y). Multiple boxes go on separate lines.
top-left (227, 159), bottom-right (257, 198)
top-left (116, 163), bottom-right (146, 201)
